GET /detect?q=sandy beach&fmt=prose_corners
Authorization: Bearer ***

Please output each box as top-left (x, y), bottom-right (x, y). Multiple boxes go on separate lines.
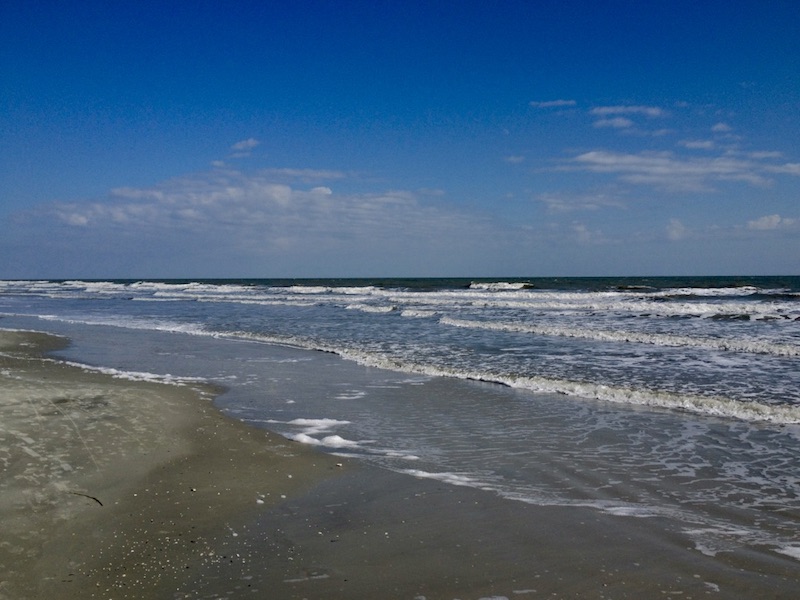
top-left (2, 329), bottom-right (798, 599)
top-left (0, 330), bottom-right (343, 599)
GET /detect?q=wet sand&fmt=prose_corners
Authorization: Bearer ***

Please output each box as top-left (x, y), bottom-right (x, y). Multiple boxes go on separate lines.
top-left (2, 329), bottom-right (798, 599)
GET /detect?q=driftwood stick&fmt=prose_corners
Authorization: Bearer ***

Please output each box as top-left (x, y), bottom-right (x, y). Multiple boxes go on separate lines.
top-left (67, 491), bottom-right (103, 506)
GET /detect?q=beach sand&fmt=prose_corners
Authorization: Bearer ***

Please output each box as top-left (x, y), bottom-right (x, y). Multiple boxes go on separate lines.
top-left (2, 330), bottom-right (798, 599)
top-left (0, 330), bottom-right (342, 599)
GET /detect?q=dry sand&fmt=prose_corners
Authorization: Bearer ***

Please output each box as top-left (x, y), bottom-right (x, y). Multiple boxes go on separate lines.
top-left (2, 329), bottom-right (798, 599)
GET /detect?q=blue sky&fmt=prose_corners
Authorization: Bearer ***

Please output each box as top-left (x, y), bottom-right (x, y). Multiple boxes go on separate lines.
top-left (2, 1), bottom-right (799, 278)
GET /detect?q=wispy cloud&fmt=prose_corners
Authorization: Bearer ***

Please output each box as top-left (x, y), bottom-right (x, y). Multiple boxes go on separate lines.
top-left (657, 213), bottom-right (800, 246)
top-left (530, 99), bottom-right (577, 108)
top-left (39, 168), bottom-right (503, 259)
top-left (680, 140), bottom-right (715, 150)
top-left (749, 151), bottom-right (782, 159)
top-left (593, 117), bottom-right (634, 129)
top-left (572, 150), bottom-right (775, 191)
top-left (228, 138), bottom-right (261, 158)
top-left (747, 214), bottom-right (797, 230)
top-left (590, 105), bottom-right (665, 117)
top-left (52, 171), bottom-right (351, 235)
top-left (765, 162), bottom-right (800, 176)
top-left (537, 191), bottom-right (626, 213)
top-left (231, 138), bottom-right (260, 151)
top-left (570, 222), bottom-right (612, 245)
top-left (666, 218), bottom-right (688, 240)
top-left (17, 165), bottom-right (573, 276)
top-left (589, 105), bottom-right (667, 133)
top-left (259, 167), bottom-right (348, 181)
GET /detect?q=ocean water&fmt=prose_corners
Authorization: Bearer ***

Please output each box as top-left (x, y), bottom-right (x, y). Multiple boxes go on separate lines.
top-left (2, 276), bottom-right (799, 564)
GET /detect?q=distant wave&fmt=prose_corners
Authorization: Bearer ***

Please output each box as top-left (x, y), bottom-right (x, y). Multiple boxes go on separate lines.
top-left (439, 317), bottom-right (800, 357)
top-left (469, 281), bottom-right (535, 291)
top-left (3, 280), bottom-right (799, 321)
top-left (346, 303), bottom-right (397, 314)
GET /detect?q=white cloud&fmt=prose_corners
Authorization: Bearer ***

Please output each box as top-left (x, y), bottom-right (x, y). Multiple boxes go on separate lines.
top-left (572, 223), bottom-right (592, 243)
top-left (537, 191), bottom-right (626, 213)
top-left (42, 169), bottom-right (503, 264)
top-left (711, 122), bottom-right (732, 133)
top-left (648, 129), bottom-right (673, 137)
top-left (570, 222), bottom-right (609, 245)
top-left (666, 218), bottom-right (688, 241)
top-left (417, 188), bottom-right (446, 197)
top-left (504, 155), bottom-right (525, 164)
top-left (590, 105), bottom-right (665, 117)
top-left (231, 138), bottom-right (260, 151)
top-left (110, 187), bottom-right (166, 201)
top-left (593, 117), bottom-right (634, 129)
top-left (680, 140), bottom-right (715, 150)
top-left (530, 99), bottom-right (577, 108)
top-left (747, 214), bottom-right (796, 230)
top-left (260, 167), bottom-right (348, 181)
top-left (60, 212), bottom-right (89, 226)
top-left (765, 162), bottom-right (800, 176)
top-left (572, 150), bottom-right (772, 191)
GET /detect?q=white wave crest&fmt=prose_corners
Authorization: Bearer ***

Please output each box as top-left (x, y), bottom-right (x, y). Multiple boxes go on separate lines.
top-left (400, 469), bottom-right (485, 487)
top-left (439, 317), bottom-right (800, 357)
top-left (331, 348), bottom-right (800, 425)
top-left (400, 309), bottom-right (438, 318)
top-left (469, 281), bottom-right (534, 291)
top-left (346, 303), bottom-right (396, 313)
top-left (286, 418), bottom-right (351, 434)
top-left (291, 433), bottom-right (362, 448)
top-left (52, 359), bottom-right (206, 386)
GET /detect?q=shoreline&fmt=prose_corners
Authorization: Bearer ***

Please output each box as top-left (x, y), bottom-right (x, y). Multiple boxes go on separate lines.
top-left (2, 328), bottom-right (799, 599)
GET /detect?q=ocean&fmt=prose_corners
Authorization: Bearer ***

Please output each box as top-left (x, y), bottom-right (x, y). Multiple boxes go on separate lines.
top-left (1, 276), bottom-right (799, 565)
